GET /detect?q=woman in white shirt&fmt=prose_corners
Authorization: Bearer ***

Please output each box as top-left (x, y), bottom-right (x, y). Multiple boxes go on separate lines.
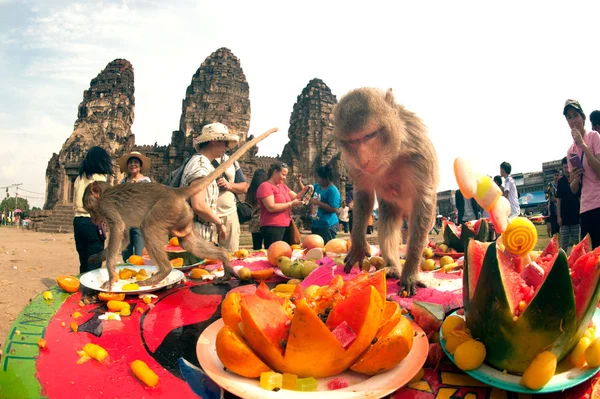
top-left (73, 146), bottom-right (114, 274)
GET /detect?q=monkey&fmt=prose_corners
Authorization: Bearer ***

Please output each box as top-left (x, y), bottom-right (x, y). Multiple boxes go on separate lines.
top-left (333, 88), bottom-right (439, 296)
top-left (83, 128), bottom-right (278, 291)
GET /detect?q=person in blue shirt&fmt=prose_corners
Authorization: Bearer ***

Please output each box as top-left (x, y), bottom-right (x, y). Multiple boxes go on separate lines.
top-left (297, 164), bottom-right (341, 244)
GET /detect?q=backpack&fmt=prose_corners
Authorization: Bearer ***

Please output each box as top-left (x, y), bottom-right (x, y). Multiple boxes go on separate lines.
top-left (166, 156), bottom-right (193, 187)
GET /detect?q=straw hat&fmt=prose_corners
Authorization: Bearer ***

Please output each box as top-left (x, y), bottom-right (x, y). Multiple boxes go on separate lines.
top-left (118, 151), bottom-right (151, 174)
top-left (193, 123), bottom-right (239, 148)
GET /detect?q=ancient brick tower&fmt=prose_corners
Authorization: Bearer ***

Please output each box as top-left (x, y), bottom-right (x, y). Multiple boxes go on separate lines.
top-left (43, 59), bottom-right (135, 211)
top-left (178, 47), bottom-right (251, 159)
top-left (281, 78), bottom-right (348, 199)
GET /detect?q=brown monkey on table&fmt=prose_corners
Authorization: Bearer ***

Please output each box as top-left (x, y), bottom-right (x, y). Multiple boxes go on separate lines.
top-left (83, 128), bottom-right (278, 291)
top-left (333, 88), bottom-right (439, 296)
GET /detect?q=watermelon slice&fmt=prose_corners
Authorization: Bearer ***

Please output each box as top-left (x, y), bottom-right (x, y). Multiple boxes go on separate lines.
top-left (411, 301), bottom-right (444, 336)
top-left (443, 219), bottom-right (488, 252)
top-left (164, 244), bottom-right (201, 265)
top-left (568, 234), bottom-right (593, 268)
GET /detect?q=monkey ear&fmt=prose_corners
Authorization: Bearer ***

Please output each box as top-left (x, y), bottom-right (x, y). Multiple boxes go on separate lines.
top-left (90, 181), bottom-right (102, 199)
top-left (385, 88), bottom-right (395, 105)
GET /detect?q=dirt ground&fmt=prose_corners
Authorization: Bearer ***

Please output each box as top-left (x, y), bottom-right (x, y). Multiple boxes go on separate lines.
top-left (0, 227), bottom-right (80, 344)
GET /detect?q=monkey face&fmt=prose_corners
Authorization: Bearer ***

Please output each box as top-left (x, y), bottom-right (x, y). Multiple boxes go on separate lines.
top-left (339, 121), bottom-right (387, 175)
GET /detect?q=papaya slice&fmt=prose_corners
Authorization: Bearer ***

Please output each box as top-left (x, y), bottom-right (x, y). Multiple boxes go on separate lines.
top-left (221, 292), bottom-right (243, 336)
top-left (377, 300), bottom-right (401, 336)
top-left (350, 315), bottom-right (414, 375)
top-left (240, 294), bottom-right (288, 368)
top-left (252, 268), bottom-right (275, 281)
top-left (215, 325), bottom-right (271, 378)
top-left (56, 275), bottom-right (80, 293)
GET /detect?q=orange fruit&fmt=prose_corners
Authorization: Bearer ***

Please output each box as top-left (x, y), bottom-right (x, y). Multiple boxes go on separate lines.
top-left (204, 259), bottom-right (221, 265)
top-left (189, 268), bottom-right (209, 279)
top-left (98, 292), bottom-right (126, 301)
top-left (215, 325), bottom-right (271, 378)
top-left (251, 269), bottom-right (275, 281)
top-left (168, 237), bottom-right (179, 246)
top-left (127, 255), bottom-right (145, 266)
top-left (56, 275), bottom-right (80, 293)
top-left (170, 258), bottom-right (184, 268)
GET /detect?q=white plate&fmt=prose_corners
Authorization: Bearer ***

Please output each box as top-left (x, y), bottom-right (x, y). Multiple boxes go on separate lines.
top-left (196, 318), bottom-right (428, 398)
top-left (440, 309), bottom-right (600, 394)
top-left (79, 265), bottom-right (185, 294)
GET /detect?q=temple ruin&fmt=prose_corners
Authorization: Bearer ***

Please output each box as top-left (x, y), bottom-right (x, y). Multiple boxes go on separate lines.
top-left (37, 48), bottom-right (348, 233)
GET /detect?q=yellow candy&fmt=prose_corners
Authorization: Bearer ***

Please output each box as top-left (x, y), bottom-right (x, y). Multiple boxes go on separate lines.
top-left (502, 217), bottom-right (537, 257)
top-left (475, 175), bottom-right (502, 211)
top-left (122, 283), bottom-right (139, 291)
top-left (83, 343), bottom-right (108, 362)
top-left (131, 359), bottom-right (159, 387)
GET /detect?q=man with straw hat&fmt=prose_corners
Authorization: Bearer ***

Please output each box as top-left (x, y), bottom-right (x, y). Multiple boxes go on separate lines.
top-left (118, 151), bottom-right (152, 261)
top-left (211, 131), bottom-right (249, 252)
top-left (181, 123), bottom-right (239, 242)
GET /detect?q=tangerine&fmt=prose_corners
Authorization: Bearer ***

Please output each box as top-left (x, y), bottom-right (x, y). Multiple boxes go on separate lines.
top-left (168, 237), bottom-right (179, 246)
top-left (127, 255), bottom-right (145, 266)
top-left (56, 275), bottom-right (80, 293)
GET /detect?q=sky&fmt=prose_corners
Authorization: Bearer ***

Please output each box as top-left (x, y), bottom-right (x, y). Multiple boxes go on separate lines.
top-left (1, 0), bottom-right (599, 208)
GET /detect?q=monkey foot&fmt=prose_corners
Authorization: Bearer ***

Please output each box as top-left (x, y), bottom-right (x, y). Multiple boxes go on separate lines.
top-left (397, 279), bottom-right (427, 297)
top-left (383, 266), bottom-right (401, 279)
top-left (213, 266), bottom-right (235, 285)
top-left (138, 273), bottom-right (169, 287)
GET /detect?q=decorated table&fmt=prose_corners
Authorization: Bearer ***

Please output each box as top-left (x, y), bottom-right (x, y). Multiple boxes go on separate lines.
top-left (1, 249), bottom-right (599, 399)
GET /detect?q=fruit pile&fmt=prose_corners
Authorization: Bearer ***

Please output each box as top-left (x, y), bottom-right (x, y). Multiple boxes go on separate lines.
top-left (420, 246), bottom-right (460, 273)
top-left (440, 218), bottom-right (488, 253)
top-left (457, 230), bottom-right (600, 390)
top-left (216, 270), bottom-right (415, 387)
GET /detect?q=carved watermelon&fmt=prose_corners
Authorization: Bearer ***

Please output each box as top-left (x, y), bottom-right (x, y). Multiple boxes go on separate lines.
top-left (464, 235), bottom-right (600, 374)
top-left (443, 219), bottom-right (488, 252)
top-left (165, 244), bottom-right (202, 266)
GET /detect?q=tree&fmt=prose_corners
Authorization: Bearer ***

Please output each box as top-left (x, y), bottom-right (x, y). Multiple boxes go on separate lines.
top-left (0, 197), bottom-right (30, 217)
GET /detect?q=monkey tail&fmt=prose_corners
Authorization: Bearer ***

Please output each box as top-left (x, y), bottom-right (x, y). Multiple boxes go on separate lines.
top-left (177, 127), bottom-right (278, 199)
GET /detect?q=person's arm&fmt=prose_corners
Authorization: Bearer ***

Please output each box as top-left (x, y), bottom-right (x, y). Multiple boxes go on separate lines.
top-left (574, 130), bottom-right (600, 179)
top-left (556, 197), bottom-right (562, 226)
top-left (261, 195), bottom-right (301, 212)
top-left (310, 187), bottom-right (340, 214)
top-left (189, 179), bottom-right (223, 227)
top-left (570, 168), bottom-right (582, 194)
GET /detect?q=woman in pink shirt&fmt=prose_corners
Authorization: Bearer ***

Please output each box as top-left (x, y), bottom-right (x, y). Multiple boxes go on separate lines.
top-left (257, 162), bottom-right (309, 248)
top-left (564, 100), bottom-right (600, 248)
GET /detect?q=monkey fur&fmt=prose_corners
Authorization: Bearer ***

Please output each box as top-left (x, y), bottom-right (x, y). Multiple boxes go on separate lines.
top-left (83, 128), bottom-right (278, 291)
top-left (334, 88), bottom-right (439, 296)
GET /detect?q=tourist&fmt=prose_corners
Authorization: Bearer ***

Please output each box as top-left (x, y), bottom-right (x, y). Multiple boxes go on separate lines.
top-left (257, 162), bottom-right (308, 249)
top-left (338, 200), bottom-right (350, 233)
top-left (73, 146), bottom-right (114, 274)
top-left (246, 169), bottom-right (268, 250)
top-left (297, 164), bottom-right (341, 244)
top-left (455, 188), bottom-right (481, 224)
top-left (500, 162), bottom-right (520, 220)
top-left (564, 100), bottom-right (600, 249)
top-left (545, 169), bottom-right (560, 238)
top-left (556, 157), bottom-right (580, 253)
top-left (210, 126), bottom-right (249, 251)
top-left (182, 123), bottom-right (239, 242)
top-left (118, 151), bottom-right (152, 261)
top-left (591, 110), bottom-right (600, 133)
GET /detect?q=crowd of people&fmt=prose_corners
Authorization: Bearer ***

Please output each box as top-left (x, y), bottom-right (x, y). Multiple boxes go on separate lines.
top-left (71, 99), bottom-right (600, 273)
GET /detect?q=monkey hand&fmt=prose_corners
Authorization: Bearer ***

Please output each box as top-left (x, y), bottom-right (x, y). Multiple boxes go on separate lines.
top-left (397, 271), bottom-right (427, 297)
top-left (100, 276), bottom-right (119, 291)
top-left (344, 242), bottom-right (371, 274)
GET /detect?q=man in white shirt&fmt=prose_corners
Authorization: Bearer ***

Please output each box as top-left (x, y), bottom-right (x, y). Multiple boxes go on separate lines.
top-left (500, 161), bottom-right (520, 220)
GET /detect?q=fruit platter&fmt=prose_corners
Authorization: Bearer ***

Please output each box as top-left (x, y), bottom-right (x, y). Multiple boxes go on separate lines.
top-left (79, 265), bottom-right (185, 294)
top-left (430, 157), bottom-right (600, 393)
top-left (197, 270), bottom-right (429, 397)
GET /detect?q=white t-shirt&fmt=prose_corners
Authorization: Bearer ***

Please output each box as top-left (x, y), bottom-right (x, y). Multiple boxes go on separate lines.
top-left (503, 176), bottom-right (520, 218)
top-left (181, 154), bottom-right (219, 240)
top-left (212, 154), bottom-right (241, 217)
top-left (338, 206), bottom-right (349, 222)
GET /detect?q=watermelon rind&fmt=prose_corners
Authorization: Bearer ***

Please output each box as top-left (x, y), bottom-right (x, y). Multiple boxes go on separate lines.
top-left (165, 244), bottom-right (202, 265)
top-left (466, 242), bottom-right (577, 374)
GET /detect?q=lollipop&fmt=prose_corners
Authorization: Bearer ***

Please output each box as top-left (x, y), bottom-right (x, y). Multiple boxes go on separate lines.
top-left (502, 217), bottom-right (537, 257)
